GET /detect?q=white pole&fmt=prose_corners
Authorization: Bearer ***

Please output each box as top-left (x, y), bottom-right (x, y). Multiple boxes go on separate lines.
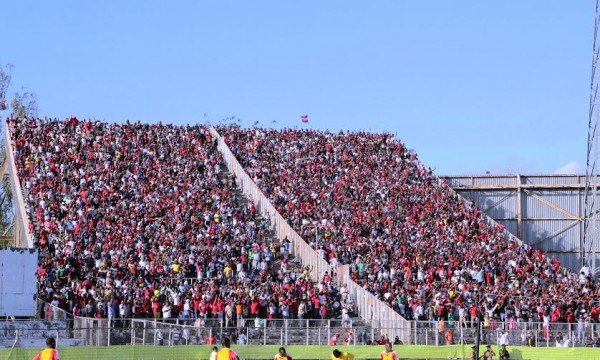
top-left (318, 326), bottom-right (321, 346)
top-left (414, 320), bottom-right (418, 345)
top-left (285, 318), bottom-right (288, 345)
top-left (306, 319), bottom-right (309, 346)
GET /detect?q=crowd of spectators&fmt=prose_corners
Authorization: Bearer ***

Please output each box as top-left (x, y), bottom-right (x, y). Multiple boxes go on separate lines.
top-left (8, 117), bottom-right (350, 329)
top-left (219, 125), bottom-right (600, 329)
top-left (9, 116), bottom-right (600, 338)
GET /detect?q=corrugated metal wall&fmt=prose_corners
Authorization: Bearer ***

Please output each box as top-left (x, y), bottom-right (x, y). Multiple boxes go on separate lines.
top-left (455, 189), bottom-right (520, 234)
top-left (445, 175), bottom-right (590, 275)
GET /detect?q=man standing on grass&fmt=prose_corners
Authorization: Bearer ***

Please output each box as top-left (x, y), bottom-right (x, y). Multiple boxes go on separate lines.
top-left (274, 346), bottom-right (293, 360)
top-left (498, 344), bottom-right (510, 359)
top-left (32, 337), bottom-right (59, 360)
top-left (483, 344), bottom-right (496, 360)
top-left (217, 337), bottom-right (240, 360)
top-left (380, 342), bottom-right (399, 360)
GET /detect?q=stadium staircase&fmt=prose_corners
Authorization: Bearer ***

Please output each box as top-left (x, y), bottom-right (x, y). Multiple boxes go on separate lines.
top-left (218, 164), bottom-right (306, 275)
top-left (217, 162), bottom-right (381, 346)
top-left (210, 128), bottom-right (408, 343)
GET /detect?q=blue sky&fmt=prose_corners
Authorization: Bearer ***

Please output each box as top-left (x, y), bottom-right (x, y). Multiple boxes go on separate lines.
top-left (0, 1), bottom-right (594, 175)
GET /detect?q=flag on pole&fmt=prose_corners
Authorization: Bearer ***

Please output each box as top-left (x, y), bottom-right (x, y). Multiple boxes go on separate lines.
top-left (301, 114), bottom-right (309, 123)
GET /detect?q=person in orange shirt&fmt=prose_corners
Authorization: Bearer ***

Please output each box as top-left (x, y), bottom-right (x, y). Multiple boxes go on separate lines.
top-left (217, 337), bottom-right (240, 360)
top-left (32, 337), bottom-right (59, 360)
top-left (379, 342), bottom-right (398, 360)
top-left (274, 347), bottom-right (293, 360)
top-left (444, 329), bottom-right (454, 345)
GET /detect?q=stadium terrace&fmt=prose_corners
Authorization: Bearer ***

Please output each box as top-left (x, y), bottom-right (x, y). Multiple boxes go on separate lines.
top-left (219, 125), bottom-right (599, 327)
top-left (7, 118), bottom-right (600, 345)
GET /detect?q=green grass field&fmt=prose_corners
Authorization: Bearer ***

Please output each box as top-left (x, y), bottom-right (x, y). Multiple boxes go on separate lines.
top-left (1, 344), bottom-right (599, 360)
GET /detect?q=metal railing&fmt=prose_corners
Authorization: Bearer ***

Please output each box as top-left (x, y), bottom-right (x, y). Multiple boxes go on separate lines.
top-left (406, 319), bottom-right (600, 348)
top-left (72, 317), bottom-right (363, 347)
top-left (2, 317), bottom-right (599, 349)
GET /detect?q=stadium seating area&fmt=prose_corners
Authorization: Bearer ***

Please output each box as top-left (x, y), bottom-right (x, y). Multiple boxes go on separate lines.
top-left (219, 125), bottom-right (600, 326)
top-left (7, 117), bottom-right (600, 333)
top-left (7, 118), bottom-right (349, 325)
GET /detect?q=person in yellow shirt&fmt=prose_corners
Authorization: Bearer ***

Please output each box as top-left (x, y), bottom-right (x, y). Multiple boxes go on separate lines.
top-left (274, 347), bottom-right (293, 360)
top-left (32, 337), bottom-right (59, 360)
top-left (224, 264), bottom-right (233, 278)
top-left (379, 342), bottom-right (399, 360)
top-left (331, 348), bottom-right (354, 360)
top-left (217, 337), bottom-right (240, 360)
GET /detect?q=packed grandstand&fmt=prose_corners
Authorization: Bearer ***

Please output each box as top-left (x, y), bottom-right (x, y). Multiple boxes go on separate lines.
top-left (7, 117), bottom-right (599, 337)
top-left (218, 126), bottom-right (599, 324)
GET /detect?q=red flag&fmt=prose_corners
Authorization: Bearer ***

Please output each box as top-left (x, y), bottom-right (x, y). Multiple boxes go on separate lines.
top-left (301, 114), bottom-right (308, 123)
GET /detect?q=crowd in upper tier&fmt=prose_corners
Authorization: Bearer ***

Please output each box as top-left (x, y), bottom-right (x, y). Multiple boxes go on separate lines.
top-left (8, 116), bottom-right (600, 333)
top-left (219, 125), bottom-right (600, 326)
top-left (8, 118), bottom-right (352, 327)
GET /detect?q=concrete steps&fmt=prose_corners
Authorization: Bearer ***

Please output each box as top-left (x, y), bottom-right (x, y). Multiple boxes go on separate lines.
top-left (214, 164), bottom-right (384, 345)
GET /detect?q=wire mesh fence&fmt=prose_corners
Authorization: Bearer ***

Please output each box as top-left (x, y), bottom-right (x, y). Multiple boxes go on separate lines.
top-left (1, 317), bottom-right (600, 359)
top-left (2, 301), bottom-right (600, 359)
top-left (2, 316), bottom-right (600, 348)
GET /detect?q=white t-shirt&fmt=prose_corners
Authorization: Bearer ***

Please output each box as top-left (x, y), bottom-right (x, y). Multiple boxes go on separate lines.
top-left (499, 332), bottom-right (509, 346)
top-left (162, 304), bottom-right (172, 318)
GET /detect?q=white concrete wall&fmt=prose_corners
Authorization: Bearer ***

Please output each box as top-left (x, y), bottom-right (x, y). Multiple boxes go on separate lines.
top-left (0, 247), bottom-right (37, 316)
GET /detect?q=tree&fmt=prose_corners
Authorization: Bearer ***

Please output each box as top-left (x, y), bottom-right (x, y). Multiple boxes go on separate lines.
top-left (0, 63), bottom-right (12, 111)
top-left (11, 89), bottom-right (38, 119)
top-left (0, 62), bottom-right (39, 118)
